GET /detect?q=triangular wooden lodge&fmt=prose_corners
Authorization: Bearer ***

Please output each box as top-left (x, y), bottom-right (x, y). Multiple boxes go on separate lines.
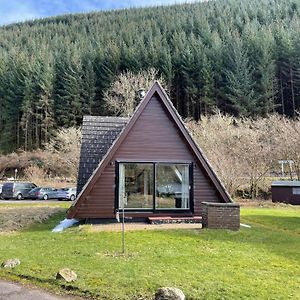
top-left (68, 82), bottom-right (231, 220)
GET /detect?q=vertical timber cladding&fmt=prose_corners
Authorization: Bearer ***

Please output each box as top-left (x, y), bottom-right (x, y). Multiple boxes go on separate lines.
top-left (78, 95), bottom-right (223, 219)
top-left (271, 181), bottom-right (300, 205)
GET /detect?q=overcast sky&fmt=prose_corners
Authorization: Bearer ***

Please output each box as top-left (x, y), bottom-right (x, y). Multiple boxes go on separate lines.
top-left (0, 0), bottom-right (197, 25)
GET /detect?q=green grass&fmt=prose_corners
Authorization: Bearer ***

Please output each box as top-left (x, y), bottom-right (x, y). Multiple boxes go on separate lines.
top-left (0, 206), bottom-right (299, 299)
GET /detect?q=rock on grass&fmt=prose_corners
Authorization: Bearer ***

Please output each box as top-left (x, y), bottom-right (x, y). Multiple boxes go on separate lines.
top-left (1, 258), bottom-right (20, 268)
top-left (154, 287), bottom-right (185, 300)
top-left (56, 268), bottom-right (77, 282)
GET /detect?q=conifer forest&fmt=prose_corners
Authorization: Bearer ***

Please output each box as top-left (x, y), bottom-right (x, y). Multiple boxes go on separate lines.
top-left (1, 0), bottom-right (300, 153)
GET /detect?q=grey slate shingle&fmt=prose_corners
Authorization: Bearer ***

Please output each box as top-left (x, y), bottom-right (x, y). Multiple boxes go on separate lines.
top-left (76, 116), bottom-right (128, 194)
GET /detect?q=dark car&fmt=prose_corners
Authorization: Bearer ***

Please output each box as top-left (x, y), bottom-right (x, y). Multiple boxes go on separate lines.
top-left (28, 187), bottom-right (58, 200)
top-left (0, 184), bottom-right (3, 199)
top-left (56, 188), bottom-right (77, 201)
top-left (1, 182), bottom-right (37, 200)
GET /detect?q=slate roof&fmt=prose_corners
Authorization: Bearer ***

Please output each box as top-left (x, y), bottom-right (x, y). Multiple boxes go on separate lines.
top-left (77, 116), bottom-right (129, 194)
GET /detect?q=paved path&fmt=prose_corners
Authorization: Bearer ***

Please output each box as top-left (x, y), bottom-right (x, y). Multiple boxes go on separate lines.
top-left (0, 280), bottom-right (83, 300)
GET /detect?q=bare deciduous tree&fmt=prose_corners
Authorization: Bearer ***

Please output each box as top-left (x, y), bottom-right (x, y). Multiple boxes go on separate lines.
top-left (24, 165), bottom-right (48, 186)
top-left (187, 113), bottom-right (246, 196)
top-left (44, 127), bottom-right (81, 178)
top-left (187, 113), bottom-right (300, 198)
top-left (103, 68), bottom-right (168, 117)
top-left (273, 116), bottom-right (300, 180)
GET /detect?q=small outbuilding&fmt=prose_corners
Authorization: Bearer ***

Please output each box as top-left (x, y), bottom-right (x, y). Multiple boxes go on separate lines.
top-left (67, 82), bottom-right (232, 221)
top-left (271, 181), bottom-right (300, 205)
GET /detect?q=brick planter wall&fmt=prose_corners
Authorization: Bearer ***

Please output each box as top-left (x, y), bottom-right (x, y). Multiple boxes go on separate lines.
top-left (201, 202), bottom-right (240, 230)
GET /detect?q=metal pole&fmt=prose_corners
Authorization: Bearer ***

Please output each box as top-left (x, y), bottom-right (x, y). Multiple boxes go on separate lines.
top-left (122, 202), bottom-right (125, 254)
top-left (289, 161), bottom-right (293, 180)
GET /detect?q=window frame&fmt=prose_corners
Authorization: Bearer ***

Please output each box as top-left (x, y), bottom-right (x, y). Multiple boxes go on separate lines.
top-left (115, 161), bottom-right (193, 213)
top-left (292, 187), bottom-right (300, 195)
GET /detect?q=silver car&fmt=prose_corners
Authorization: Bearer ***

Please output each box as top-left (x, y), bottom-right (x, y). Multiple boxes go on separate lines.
top-left (56, 188), bottom-right (77, 201)
top-left (2, 182), bottom-right (37, 200)
top-left (28, 187), bottom-right (58, 200)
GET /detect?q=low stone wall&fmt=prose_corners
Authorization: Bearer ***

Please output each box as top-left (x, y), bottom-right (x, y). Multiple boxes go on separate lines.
top-left (201, 202), bottom-right (240, 230)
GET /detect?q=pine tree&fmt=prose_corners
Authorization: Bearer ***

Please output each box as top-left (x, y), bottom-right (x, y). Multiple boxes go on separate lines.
top-left (274, 24), bottom-right (296, 116)
top-left (36, 59), bottom-right (55, 145)
top-left (199, 51), bottom-right (215, 116)
top-left (81, 55), bottom-right (96, 116)
top-left (1, 0), bottom-right (300, 151)
top-left (20, 76), bottom-right (35, 150)
top-left (0, 55), bottom-right (27, 152)
top-left (223, 32), bottom-right (256, 116)
top-left (245, 24), bottom-right (277, 115)
top-left (93, 45), bottom-right (121, 115)
top-left (53, 55), bottom-right (71, 127)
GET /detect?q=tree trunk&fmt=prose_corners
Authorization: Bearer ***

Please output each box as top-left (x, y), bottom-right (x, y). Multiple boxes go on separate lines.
top-left (17, 113), bottom-right (20, 149)
top-left (35, 113), bottom-right (39, 149)
top-left (290, 64), bottom-right (296, 118)
top-left (280, 72), bottom-right (285, 115)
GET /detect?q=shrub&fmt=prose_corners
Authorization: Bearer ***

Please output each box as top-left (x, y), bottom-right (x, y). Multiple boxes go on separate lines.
top-left (0, 127), bottom-right (81, 181)
top-left (24, 165), bottom-right (48, 186)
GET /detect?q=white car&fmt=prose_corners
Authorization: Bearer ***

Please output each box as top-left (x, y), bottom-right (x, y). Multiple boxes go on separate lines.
top-left (56, 188), bottom-right (77, 201)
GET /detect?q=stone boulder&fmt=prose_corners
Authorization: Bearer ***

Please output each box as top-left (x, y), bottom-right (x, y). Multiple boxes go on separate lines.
top-left (154, 287), bottom-right (185, 300)
top-left (1, 259), bottom-right (20, 268)
top-left (56, 268), bottom-right (77, 282)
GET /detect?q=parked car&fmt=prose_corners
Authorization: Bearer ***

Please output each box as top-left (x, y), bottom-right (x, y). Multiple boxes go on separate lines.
top-left (56, 188), bottom-right (77, 201)
top-left (1, 182), bottom-right (37, 200)
top-left (28, 187), bottom-right (58, 200)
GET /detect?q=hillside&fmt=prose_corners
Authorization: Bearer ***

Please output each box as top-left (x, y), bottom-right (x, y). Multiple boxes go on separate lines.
top-left (0, 0), bottom-right (300, 152)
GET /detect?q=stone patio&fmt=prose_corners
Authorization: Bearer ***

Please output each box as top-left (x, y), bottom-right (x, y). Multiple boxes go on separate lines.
top-left (81, 222), bottom-right (202, 232)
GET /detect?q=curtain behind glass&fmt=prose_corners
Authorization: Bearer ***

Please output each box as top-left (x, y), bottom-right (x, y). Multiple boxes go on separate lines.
top-left (119, 163), bottom-right (126, 208)
top-left (181, 165), bottom-right (189, 208)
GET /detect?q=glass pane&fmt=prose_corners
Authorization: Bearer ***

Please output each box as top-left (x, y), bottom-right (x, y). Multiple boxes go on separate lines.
top-left (119, 163), bottom-right (153, 209)
top-left (156, 164), bottom-right (190, 209)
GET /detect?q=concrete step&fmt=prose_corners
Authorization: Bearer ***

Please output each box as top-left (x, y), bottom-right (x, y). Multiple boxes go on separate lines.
top-left (148, 216), bottom-right (202, 225)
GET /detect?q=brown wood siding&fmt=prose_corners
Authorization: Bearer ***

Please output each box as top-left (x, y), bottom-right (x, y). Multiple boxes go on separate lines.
top-left (272, 186), bottom-right (300, 205)
top-left (74, 96), bottom-right (223, 219)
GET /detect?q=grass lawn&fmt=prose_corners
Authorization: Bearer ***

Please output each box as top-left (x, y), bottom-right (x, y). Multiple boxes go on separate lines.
top-left (0, 204), bottom-right (299, 299)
